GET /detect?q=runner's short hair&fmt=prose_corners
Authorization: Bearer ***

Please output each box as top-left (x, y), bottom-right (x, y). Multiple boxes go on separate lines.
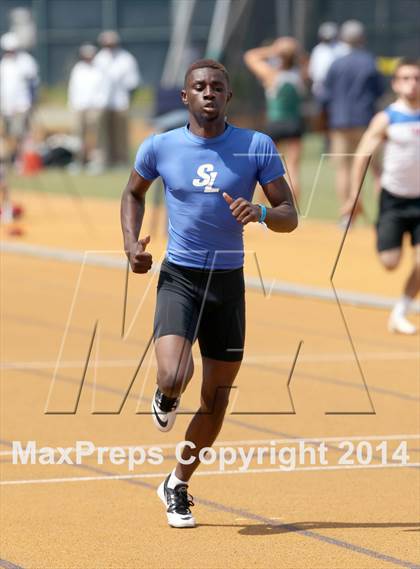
top-left (184, 59), bottom-right (230, 86)
top-left (393, 57), bottom-right (420, 78)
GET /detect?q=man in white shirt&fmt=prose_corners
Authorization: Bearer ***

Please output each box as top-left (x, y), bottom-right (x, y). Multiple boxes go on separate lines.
top-left (68, 44), bottom-right (105, 169)
top-left (94, 30), bottom-right (141, 167)
top-left (0, 32), bottom-right (39, 164)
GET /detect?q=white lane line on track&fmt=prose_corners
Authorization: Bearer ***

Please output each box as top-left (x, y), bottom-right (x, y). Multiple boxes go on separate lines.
top-left (2, 241), bottom-right (420, 312)
top-left (1, 434), bottom-right (418, 457)
top-left (0, 242), bottom-right (420, 313)
top-left (2, 351), bottom-right (419, 370)
top-left (2, 462), bottom-right (420, 486)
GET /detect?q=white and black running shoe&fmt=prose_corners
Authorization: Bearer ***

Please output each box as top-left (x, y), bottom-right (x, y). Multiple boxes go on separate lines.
top-left (157, 474), bottom-right (196, 528)
top-left (151, 387), bottom-right (180, 432)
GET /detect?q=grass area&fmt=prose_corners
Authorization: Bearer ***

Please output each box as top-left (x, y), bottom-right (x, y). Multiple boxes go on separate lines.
top-left (8, 133), bottom-right (378, 223)
top-left (299, 134), bottom-right (377, 224)
top-left (10, 167), bottom-right (130, 200)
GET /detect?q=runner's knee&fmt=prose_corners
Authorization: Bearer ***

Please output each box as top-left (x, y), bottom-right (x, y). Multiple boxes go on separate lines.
top-left (379, 250), bottom-right (401, 270)
top-left (157, 365), bottom-right (193, 397)
top-left (201, 386), bottom-right (231, 415)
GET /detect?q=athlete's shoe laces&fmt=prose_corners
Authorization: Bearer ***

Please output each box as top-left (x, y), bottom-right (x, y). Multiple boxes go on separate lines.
top-left (155, 389), bottom-right (179, 412)
top-left (166, 484), bottom-right (195, 517)
top-left (157, 474), bottom-right (196, 527)
top-left (151, 387), bottom-right (180, 432)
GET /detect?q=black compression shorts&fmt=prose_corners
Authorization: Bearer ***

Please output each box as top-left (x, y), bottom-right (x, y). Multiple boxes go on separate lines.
top-left (376, 188), bottom-right (420, 252)
top-left (153, 259), bottom-right (245, 362)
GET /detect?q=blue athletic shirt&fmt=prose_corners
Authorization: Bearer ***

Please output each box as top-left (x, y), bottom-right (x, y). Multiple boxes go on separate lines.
top-left (134, 123), bottom-right (285, 269)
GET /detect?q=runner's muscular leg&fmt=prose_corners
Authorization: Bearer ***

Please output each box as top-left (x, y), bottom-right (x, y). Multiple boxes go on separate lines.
top-left (175, 357), bottom-right (241, 481)
top-left (404, 244), bottom-right (420, 298)
top-left (379, 247), bottom-right (402, 271)
top-left (154, 335), bottom-right (194, 399)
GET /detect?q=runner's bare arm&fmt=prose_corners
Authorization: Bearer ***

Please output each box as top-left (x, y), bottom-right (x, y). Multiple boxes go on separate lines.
top-left (120, 169), bottom-right (154, 273)
top-left (342, 111), bottom-right (389, 216)
top-left (260, 176), bottom-right (298, 232)
top-left (223, 176), bottom-right (298, 233)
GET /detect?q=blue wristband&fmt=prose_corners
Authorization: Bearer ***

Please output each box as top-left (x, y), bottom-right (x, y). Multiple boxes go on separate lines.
top-left (258, 204), bottom-right (267, 223)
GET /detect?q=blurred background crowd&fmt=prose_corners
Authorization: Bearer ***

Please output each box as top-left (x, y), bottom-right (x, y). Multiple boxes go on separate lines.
top-left (0, 0), bottom-right (419, 218)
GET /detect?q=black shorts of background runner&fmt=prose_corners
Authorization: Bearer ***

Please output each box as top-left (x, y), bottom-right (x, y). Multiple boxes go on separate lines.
top-left (376, 188), bottom-right (420, 252)
top-left (154, 259), bottom-right (245, 362)
top-left (265, 118), bottom-right (305, 141)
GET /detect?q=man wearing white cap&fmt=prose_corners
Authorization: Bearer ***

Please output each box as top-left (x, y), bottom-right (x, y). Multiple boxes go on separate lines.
top-left (0, 32), bottom-right (39, 164)
top-left (308, 22), bottom-right (348, 99)
top-left (94, 30), bottom-right (141, 167)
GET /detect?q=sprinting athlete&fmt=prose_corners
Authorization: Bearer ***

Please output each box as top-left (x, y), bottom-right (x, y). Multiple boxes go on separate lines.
top-left (120, 59), bottom-right (298, 528)
top-left (343, 58), bottom-right (420, 334)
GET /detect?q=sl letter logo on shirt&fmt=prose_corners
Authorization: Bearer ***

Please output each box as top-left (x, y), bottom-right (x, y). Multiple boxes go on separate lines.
top-left (192, 163), bottom-right (220, 193)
